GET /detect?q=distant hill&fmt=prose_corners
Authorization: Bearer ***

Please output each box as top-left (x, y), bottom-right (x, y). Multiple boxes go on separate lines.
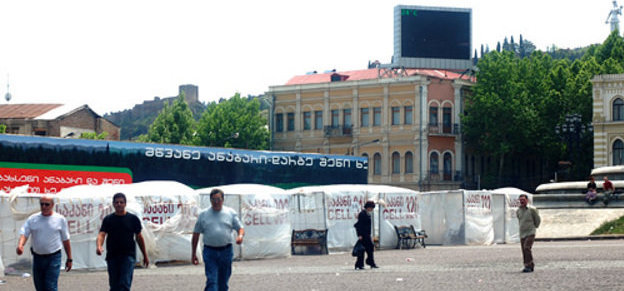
top-left (104, 85), bottom-right (205, 141)
top-left (105, 99), bottom-right (205, 140)
top-left (104, 85), bottom-right (267, 141)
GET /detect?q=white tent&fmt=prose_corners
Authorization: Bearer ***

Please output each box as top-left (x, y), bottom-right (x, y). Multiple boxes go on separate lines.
top-left (196, 184), bottom-right (290, 260)
top-left (287, 184), bottom-right (420, 252)
top-left (420, 189), bottom-right (528, 245)
top-left (0, 181), bottom-right (198, 270)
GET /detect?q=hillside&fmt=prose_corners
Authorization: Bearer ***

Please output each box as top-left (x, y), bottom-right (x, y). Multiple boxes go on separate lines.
top-left (105, 97), bottom-right (206, 141)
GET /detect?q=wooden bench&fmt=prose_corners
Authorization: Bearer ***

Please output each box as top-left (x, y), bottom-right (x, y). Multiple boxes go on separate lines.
top-left (394, 225), bottom-right (427, 249)
top-left (291, 229), bottom-right (328, 255)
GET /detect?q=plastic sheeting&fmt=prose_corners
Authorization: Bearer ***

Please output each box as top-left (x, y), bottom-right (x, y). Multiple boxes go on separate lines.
top-left (463, 191), bottom-right (494, 245)
top-left (196, 184), bottom-right (291, 260)
top-left (420, 191), bottom-right (465, 245)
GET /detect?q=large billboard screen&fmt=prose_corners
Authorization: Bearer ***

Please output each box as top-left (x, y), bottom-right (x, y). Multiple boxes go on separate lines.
top-left (393, 5), bottom-right (472, 70)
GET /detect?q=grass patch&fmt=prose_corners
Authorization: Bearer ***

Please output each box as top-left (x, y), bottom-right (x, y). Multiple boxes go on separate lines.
top-left (591, 215), bottom-right (624, 235)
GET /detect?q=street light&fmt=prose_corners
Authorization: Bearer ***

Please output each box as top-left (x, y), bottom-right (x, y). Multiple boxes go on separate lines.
top-left (226, 132), bottom-right (239, 140)
top-left (348, 139), bottom-right (380, 155)
top-left (554, 113), bottom-right (593, 180)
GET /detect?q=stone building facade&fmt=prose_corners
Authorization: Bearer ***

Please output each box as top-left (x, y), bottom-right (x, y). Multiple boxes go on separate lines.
top-left (592, 74), bottom-right (624, 167)
top-left (267, 68), bottom-right (473, 191)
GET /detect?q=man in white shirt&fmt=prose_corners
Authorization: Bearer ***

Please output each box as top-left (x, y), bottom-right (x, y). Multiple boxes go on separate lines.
top-left (16, 195), bottom-right (72, 291)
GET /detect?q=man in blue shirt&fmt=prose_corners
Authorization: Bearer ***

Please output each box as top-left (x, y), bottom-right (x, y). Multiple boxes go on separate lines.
top-left (192, 189), bottom-right (245, 291)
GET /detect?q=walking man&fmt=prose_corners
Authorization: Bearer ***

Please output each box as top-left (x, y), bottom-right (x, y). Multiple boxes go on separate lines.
top-left (517, 194), bottom-right (541, 273)
top-left (97, 193), bottom-right (149, 291)
top-left (16, 195), bottom-right (73, 291)
top-left (192, 189), bottom-right (244, 291)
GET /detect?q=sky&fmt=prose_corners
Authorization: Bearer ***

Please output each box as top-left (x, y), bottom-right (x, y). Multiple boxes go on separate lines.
top-left (0, 0), bottom-right (620, 114)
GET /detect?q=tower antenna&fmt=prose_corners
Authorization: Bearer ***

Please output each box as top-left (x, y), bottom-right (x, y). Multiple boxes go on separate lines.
top-left (4, 74), bottom-right (11, 102)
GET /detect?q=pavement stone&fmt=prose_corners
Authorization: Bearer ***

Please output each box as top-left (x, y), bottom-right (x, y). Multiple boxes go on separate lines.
top-left (2, 240), bottom-right (624, 291)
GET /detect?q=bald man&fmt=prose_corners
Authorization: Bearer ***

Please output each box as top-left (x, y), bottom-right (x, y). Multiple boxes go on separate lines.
top-left (17, 195), bottom-right (72, 291)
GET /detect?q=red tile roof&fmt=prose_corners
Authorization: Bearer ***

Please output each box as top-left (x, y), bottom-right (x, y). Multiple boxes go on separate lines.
top-left (0, 104), bottom-right (63, 119)
top-left (285, 68), bottom-right (475, 86)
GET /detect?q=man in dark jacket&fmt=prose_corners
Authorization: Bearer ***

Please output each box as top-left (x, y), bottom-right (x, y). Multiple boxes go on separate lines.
top-left (354, 201), bottom-right (378, 270)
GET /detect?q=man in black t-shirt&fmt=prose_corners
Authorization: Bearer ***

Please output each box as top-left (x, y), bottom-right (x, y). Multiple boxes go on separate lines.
top-left (96, 193), bottom-right (149, 291)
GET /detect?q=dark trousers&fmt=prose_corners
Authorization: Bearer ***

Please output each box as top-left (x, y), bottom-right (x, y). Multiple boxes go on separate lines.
top-left (355, 236), bottom-right (375, 267)
top-left (520, 235), bottom-right (535, 269)
top-left (107, 255), bottom-right (136, 291)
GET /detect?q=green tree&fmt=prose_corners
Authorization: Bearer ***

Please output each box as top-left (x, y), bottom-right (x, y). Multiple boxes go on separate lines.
top-left (140, 93), bottom-right (196, 145)
top-left (463, 51), bottom-right (537, 183)
top-left (595, 30), bottom-right (624, 64)
top-left (79, 132), bottom-right (108, 139)
top-left (196, 93), bottom-right (269, 149)
top-left (0, 124), bottom-right (5, 133)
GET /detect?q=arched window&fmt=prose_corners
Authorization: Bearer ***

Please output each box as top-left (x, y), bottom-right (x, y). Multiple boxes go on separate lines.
top-left (392, 152), bottom-right (401, 174)
top-left (614, 98), bottom-right (624, 121)
top-left (373, 153), bottom-right (382, 175)
top-left (429, 152), bottom-right (439, 176)
top-left (405, 152), bottom-right (413, 173)
top-left (614, 140), bottom-right (624, 165)
top-left (443, 153), bottom-right (453, 180)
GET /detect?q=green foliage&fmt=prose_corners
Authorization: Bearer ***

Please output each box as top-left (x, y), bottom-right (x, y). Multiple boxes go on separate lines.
top-left (591, 215), bottom-right (624, 235)
top-left (465, 32), bottom-right (624, 188)
top-left (79, 132), bottom-right (109, 140)
top-left (105, 95), bottom-right (206, 140)
top-left (0, 124), bottom-right (5, 133)
top-left (143, 93), bottom-right (196, 145)
top-left (196, 93), bottom-right (269, 150)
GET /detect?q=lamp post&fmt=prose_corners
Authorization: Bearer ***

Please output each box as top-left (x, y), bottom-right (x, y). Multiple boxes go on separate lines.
top-left (554, 113), bottom-right (593, 180)
top-left (349, 139), bottom-right (380, 155)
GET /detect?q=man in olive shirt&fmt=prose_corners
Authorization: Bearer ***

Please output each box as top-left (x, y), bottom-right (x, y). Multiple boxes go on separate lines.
top-left (517, 194), bottom-right (541, 273)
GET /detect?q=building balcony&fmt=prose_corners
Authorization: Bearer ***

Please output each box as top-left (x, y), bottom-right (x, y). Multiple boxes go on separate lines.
top-left (428, 123), bottom-right (460, 136)
top-left (324, 125), bottom-right (353, 137)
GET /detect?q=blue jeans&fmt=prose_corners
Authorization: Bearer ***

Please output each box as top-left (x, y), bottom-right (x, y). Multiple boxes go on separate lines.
top-left (32, 250), bottom-right (62, 291)
top-left (106, 256), bottom-right (136, 291)
top-left (202, 245), bottom-right (233, 291)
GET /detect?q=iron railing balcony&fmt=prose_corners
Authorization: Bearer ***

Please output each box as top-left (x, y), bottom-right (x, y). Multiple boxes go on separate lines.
top-left (427, 123), bottom-right (460, 135)
top-left (324, 125), bottom-right (353, 137)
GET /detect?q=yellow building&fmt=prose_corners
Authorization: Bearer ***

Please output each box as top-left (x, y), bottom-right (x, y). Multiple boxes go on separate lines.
top-left (267, 68), bottom-right (474, 191)
top-left (592, 74), bottom-right (624, 167)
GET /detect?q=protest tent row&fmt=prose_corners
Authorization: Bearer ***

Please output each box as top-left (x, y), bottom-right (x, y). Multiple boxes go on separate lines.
top-left (0, 182), bottom-right (530, 270)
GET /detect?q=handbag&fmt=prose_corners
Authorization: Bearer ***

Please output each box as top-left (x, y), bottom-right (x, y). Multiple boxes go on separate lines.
top-left (351, 240), bottom-right (365, 257)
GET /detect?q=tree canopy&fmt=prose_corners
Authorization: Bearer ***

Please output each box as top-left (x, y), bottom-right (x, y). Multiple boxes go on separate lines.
top-left (196, 93), bottom-right (269, 150)
top-left (139, 92), bottom-right (269, 150)
top-left (140, 93), bottom-right (196, 145)
top-left (463, 31), bottom-right (624, 188)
